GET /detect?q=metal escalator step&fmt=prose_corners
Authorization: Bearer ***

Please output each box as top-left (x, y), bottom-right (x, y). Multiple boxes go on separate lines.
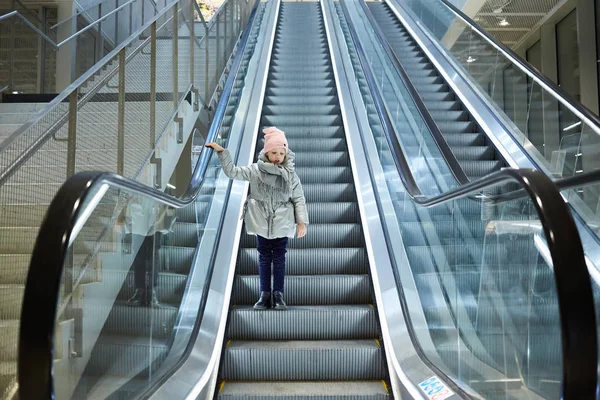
top-left (117, 272), bottom-right (187, 304)
top-left (218, 381), bottom-right (389, 399)
top-left (286, 138), bottom-right (346, 151)
top-left (265, 86), bottom-right (336, 97)
top-left (429, 110), bottom-right (471, 121)
top-left (400, 220), bottom-right (486, 246)
top-left (157, 246), bottom-right (196, 274)
top-left (175, 201), bottom-right (211, 222)
top-left (263, 104), bottom-right (340, 115)
top-left (227, 305), bottom-right (378, 340)
top-left (392, 198), bottom-right (482, 219)
top-left (274, 44), bottom-right (328, 52)
top-left (406, 243), bottom-right (534, 270)
top-left (460, 160), bottom-right (503, 177)
top-left (271, 63), bottom-right (331, 72)
top-left (419, 91), bottom-right (454, 102)
top-left (305, 202), bottom-right (359, 223)
top-left (262, 115), bottom-right (341, 127)
top-left (264, 95), bottom-right (337, 107)
top-left (293, 152), bottom-right (349, 166)
top-left (237, 247), bottom-right (368, 275)
top-left (269, 72), bottom-right (334, 82)
top-left (296, 167), bottom-right (353, 183)
top-left (0, 285), bottom-right (24, 320)
top-left (268, 79), bottom-right (334, 89)
top-left (435, 120), bottom-right (477, 133)
top-left (85, 336), bottom-right (169, 376)
top-left (271, 58), bottom-right (330, 68)
top-left (231, 275), bottom-right (371, 305)
top-left (303, 183), bottom-right (356, 202)
top-left (100, 301), bottom-right (178, 339)
top-left (169, 222), bottom-right (203, 247)
top-left (0, 362), bottom-right (15, 376)
top-left (240, 224), bottom-right (363, 249)
top-left (221, 340), bottom-right (385, 380)
top-left (451, 146), bottom-right (496, 161)
top-left (0, 321), bottom-right (18, 362)
top-left (444, 133), bottom-right (486, 147)
top-left (265, 125), bottom-right (344, 138)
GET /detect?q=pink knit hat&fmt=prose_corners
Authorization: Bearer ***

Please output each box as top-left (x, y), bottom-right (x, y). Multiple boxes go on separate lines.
top-left (263, 126), bottom-right (288, 153)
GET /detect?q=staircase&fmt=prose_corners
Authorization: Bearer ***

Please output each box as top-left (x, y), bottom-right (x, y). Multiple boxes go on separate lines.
top-left (216, 2), bottom-right (391, 398)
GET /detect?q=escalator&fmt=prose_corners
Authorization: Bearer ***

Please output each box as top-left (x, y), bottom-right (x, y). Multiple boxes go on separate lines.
top-left (217, 2), bottom-right (390, 397)
top-left (15, 0), bottom-right (599, 399)
top-left (366, 2), bottom-right (504, 182)
top-left (333, 3), bottom-right (562, 398)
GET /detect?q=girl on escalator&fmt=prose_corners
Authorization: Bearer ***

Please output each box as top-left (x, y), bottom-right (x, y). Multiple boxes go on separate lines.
top-left (205, 126), bottom-right (309, 310)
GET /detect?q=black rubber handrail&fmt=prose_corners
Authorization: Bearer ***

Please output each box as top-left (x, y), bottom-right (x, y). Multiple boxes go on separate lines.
top-left (339, 0), bottom-right (597, 397)
top-left (17, 0), bottom-right (260, 396)
top-left (358, 0), bottom-right (469, 186)
top-left (428, 0), bottom-right (600, 139)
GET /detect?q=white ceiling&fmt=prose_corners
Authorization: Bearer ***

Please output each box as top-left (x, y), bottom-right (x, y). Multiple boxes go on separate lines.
top-left (466, 0), bottom-right (569, 47)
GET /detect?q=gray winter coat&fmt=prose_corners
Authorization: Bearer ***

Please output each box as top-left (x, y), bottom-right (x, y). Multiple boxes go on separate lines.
top-left (217, 149), bottom-right (309, 239)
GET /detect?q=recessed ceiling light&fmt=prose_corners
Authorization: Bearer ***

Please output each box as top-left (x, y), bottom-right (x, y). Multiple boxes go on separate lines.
top-left (466, 56), bottom-right (477, 63)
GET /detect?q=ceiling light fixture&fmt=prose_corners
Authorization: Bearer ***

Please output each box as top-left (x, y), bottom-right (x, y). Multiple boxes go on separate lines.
top-left (466, 56), bottom-right (477, 63)
top-left (499, 18), bottom-right (510, 26)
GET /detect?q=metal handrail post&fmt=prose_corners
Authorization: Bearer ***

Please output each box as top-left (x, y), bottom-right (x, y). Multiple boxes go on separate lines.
top-left (189, 0), bottom-right (195, 87)
top-left (150, 21), bottom-right (157, 147)
top-left (172, 3), bottom-right (179, 109)
top-left (9, 18), bottom-right (15, 91)
top-left (129, 1), bottom-right (133, 36)
top-left (66, 89), bottom-right (79, 178)
top-left (216, 15), bottom-right (220, 94)
top-left (117, 48), bottom-right (126, 175)
top-left (115, 0), bottom-right (120, 44)
top-left (96, 3), bottom-right (105, 63)
top-left (204, 20), bottom-right (210, 103)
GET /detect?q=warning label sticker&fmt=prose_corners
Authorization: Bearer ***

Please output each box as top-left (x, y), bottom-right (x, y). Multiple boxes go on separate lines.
top-left (418, 376), bottom-right (454, 400)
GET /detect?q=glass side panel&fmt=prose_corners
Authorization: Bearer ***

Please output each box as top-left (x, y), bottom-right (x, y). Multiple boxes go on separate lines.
top-left (341, 0), bottom-right (458, 197)
top-left (336, 2), bottom-right (564, 398)
top-left (391, 0), bottom-right (600, 234)
top-left (49, 2), bottom-right (266, 398)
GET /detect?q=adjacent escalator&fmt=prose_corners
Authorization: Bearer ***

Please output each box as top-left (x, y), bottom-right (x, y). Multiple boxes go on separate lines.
top-left (367, 1), bottom-right (505, 182)
top-left (335, 1), bottom-right (596, 398)
top-left (216, 3), bottom-right (391, 398)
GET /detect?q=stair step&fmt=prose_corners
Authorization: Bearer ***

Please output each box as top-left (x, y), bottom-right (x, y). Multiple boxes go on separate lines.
top-left (231, 275), bottom-right (371, 305)
top-left (227, 305), bottom-right (378, 340)
top-left (221, 340), bottom-right (386, 381)
top-left (217, 381), bottom-right (389, 399)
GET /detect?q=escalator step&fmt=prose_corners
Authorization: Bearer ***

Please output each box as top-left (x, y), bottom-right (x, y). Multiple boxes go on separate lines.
top-left (221, 340), bottom-right (386, 380)
top-left (227, 305), bottom-right (378, 340)
top-left (100, 302), bottom-right (178, 339)
top-left (303, 183), bottom-right (356, 202)
top-left (85, 336), bottom-right (168, 376)
top-left (292, 152), bottom-right (350, 167)
top-left (231, 275), bottom-right (371, 305)
top-left (217, 381), bottom-right (389, 399)
top-left (237, 247), bottom-right (368, 275)
top-left (296, 167), bottom-right (353, 183)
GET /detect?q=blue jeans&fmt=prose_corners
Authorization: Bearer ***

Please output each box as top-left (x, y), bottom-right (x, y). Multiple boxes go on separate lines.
top-left (256, 235), bottom-right (288, 292)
